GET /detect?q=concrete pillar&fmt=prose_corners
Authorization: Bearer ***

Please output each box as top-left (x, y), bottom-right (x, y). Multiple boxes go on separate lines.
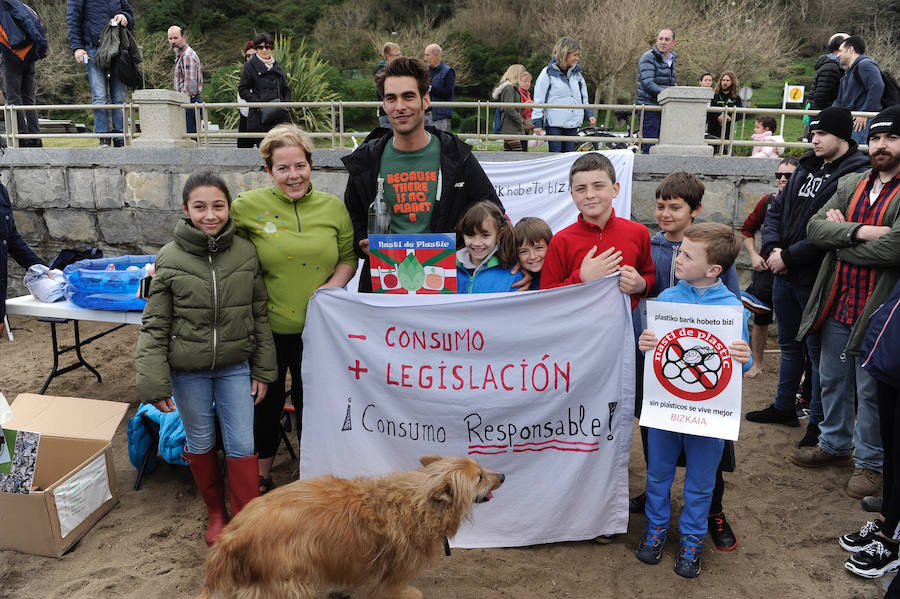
top-left (131, 89), bottom-right (195, 148)
top-left (650, 86), bottom-right (713, 156)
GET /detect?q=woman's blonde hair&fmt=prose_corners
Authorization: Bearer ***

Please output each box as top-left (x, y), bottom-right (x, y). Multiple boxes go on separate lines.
top-left (552, 36), bottom-right (581, 67)
top-left (259, 124), bottom-right (314, 169)
top-left (498, 64), bottom-right (526, 87)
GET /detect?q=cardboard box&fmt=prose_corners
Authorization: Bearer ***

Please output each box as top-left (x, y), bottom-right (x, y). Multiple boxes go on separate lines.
top-left (0, 394), bottom-right (128, 557)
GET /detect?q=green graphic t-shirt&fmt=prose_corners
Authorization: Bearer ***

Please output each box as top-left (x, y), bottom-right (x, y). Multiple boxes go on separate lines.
top-left (378, 134), bottom-right (440, 233)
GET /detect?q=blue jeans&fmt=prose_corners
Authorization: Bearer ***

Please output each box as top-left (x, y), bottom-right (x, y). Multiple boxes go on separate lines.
top-left (185, 96), bottom-right (203, 134)
top-left (640, 109), bottom-right (660, 154)
top-left (171, 360), bottom-right (255, 458)
top-left (852, 118), bottom-right (871, 146)
top-left (646, 428), bottom-right (724, 537)
top-left (772, 276), bottom-right (823, 423)
top-left (84, 46), bottom-right (126, 137)
top-left (818, 317), bottom-right (883, 471)
top-left (545, 126), bottom-right (577, 153)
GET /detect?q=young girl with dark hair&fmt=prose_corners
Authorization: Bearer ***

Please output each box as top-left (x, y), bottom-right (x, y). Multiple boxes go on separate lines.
top-left (455, 201), bottom-right (523, 293)
top-left (136, 171), bottom-right (276, 546)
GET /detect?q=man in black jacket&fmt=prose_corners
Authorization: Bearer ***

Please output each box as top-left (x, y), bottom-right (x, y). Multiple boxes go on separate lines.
top-left (747, 107), bottom-right (870, 447)
top-left (0, 0), bottom-right (47, 147)
top-left (810, 33), bottom-right (849, 111)
top-left (342, 56), bottom-right (502, 292)
top-left (1, 172), bottom-right (42, 338)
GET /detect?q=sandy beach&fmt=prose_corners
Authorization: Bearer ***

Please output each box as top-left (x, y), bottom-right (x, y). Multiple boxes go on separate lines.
top-left (0, 316), bottom-right (888, 598)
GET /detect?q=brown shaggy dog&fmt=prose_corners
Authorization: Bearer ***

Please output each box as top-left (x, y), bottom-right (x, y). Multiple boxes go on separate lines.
top-left (199, 455), bottom-right (504, 599)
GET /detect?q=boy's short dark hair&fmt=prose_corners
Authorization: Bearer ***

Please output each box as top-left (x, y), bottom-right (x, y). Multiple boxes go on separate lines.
top-left (514, 217), bottom-right (553, 247)
top-left (684, 222), bottom-right (741, 273)
top-left (376, 56), bottom-right (431, 98)
top-left (569, 153), bottom-right (616, 187)
top-left (655, 171), bottom-right (705, 211)
top-left (756, 116), bottom-right (777, 133)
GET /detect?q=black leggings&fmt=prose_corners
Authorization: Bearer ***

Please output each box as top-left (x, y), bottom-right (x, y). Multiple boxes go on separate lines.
top-left (254, 332), bottom-right (302, 459)
top-left (877, 381), bottom-right (900, 541)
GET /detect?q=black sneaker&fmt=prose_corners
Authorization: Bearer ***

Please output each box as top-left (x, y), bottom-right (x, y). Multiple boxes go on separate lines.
top-left (798, 422), bottom-right (820, 448)
top-left (708, 512), bottom-right (737, 551)
top-left (635, 525), bottom-right (667, 565)
top-left (745, 403), bottom-right (799, 427)
top-left (840, 520), bottom-right (881, 553)
top-left (674, 534), bottom-right (703, 578)
top-left (845, 540), bottom-right (900, 578)
top-left (629, 491), bottom-right (647, 514)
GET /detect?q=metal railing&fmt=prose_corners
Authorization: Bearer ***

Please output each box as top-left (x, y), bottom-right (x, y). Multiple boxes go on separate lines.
top-left (1, 99), bottom-right (878, 152)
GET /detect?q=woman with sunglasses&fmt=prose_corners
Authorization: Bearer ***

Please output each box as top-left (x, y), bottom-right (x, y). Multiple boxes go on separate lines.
top-left (740, 156), bottom-right (799, 379)
top-left (238, 33), bottom-right (291, 144)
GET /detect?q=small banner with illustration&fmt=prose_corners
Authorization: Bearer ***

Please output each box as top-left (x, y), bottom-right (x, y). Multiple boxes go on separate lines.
top-left (369, 234), bottom-right (457, 294)
top-left (640, 301), bottom-right (743, 441)
top-left (300, 277), bottom-right (635, 548)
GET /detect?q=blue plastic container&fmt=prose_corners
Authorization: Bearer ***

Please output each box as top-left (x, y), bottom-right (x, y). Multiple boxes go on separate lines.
top-left (64, 255), bottom-right (156, 311)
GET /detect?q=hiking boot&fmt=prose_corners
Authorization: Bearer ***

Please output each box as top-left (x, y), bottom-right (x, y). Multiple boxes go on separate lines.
top-left (840, 520), bottom-right (882, 553)
top-left (788, 445), bottom-right (851, 468)
top-left (635, 525), bottom-right (667, 565)
top-left (745, 404), bottom-right (799, 427)
top-left (862, 496), bottom-right (884, 513)
top-left (708, 512), bottom-right (737, 551)
top-left (798, 422), bottom-right (820, 448)
top-left (629, 491), bottom-right (647, 514)
top-left (674, 534), bottom-right (704, 578)
top-left (848, 468), bottom-right (883, 500)
top-left (845, 540), bottom-right (900, 578)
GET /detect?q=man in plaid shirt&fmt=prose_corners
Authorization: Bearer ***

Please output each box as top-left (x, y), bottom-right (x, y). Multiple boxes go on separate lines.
top-left (793, 106), bottom-right (900, 503)
top-left (167, 25), bottom-right (202, 134)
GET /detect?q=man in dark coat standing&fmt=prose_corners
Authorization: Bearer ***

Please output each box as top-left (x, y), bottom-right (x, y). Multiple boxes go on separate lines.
top-left (66, 0), bottom-right (133, 147)
top-left (810, 33), bottom-right (849, 111)
top-left (0, 0), bottom-right (47, 147)
top-left (636, 28), bottom-right (676, 154)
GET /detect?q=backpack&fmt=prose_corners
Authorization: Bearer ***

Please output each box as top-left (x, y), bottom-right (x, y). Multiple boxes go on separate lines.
top-left (853, 60), bottom-right (900, 109)
top-left (860, 277), bottom-right (900, 387)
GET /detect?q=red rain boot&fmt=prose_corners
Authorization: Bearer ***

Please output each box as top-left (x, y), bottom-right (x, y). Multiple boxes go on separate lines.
top-left (226, 454), bottom-right (261, 515)
top-left (185, 450), bottom-right (230, 546)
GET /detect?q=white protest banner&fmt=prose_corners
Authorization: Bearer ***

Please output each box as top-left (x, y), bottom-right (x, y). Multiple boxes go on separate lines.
top-left (640, 301), bottom-right (743, 441)
top-left (481, 149), bottom-right (634, 230)
top-left (300, 277), bottom-right (635, 548)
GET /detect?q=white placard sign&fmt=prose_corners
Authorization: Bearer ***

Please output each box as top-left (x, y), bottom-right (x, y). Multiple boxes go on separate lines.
top-left (640, 301), bottom-right (743, 441)
top-left (481, 149), bottom-right (634, 230)
top-left (300, 277), bottom-right (635, 548)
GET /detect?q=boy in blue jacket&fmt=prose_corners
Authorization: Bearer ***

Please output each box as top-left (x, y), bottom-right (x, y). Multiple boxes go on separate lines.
top-left (636, 222), bottom-right (751, 578)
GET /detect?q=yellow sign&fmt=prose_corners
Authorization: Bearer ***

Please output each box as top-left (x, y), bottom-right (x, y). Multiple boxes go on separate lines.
top-left (787, 85), bottom-right (805, 103)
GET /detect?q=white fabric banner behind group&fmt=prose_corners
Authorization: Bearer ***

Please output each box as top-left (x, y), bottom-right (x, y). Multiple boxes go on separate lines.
top-left (300, 278), bottom-right (635, 548)
top-left (481, 149), bottom-right (634, 229)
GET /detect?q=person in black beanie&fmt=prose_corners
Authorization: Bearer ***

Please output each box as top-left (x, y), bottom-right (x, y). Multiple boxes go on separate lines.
top-left (749, 107), bottom-right (870, 451)
top-left (833, 104), bottom-right (900, 588)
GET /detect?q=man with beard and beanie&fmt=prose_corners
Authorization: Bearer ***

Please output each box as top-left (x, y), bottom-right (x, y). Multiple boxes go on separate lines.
top-left (791, 106), bottom-right (900, 511)
top-left (167, 25), bottom-right (202, 134)
top-left (750, 107), bottom-right (870, 450)
top-left (341, 56), bottom-right (503, 293)
top-left (810, 106), bottom-right (900, 583)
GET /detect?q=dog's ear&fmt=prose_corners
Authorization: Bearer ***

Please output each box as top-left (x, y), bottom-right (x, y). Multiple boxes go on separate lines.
top-left (431, 482), bottom-right (453, 503)
top-left (420, 455), bottom-right (443, 467)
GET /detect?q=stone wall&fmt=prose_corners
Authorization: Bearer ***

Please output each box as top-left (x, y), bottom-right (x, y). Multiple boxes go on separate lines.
top-left (3, 147), bottom-right (783, 295)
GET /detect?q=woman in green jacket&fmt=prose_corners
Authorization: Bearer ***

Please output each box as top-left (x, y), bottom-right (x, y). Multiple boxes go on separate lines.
top-left (136, 172), bottom-right (276, 546)
top-left (231, 124), bottom-right (357, 492)
top-left (492, 63), bottom-right (527, 151)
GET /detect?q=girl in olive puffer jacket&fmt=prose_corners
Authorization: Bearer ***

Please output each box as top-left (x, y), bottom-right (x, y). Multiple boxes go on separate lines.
top-left (136, 171), bottom-right (276, 546)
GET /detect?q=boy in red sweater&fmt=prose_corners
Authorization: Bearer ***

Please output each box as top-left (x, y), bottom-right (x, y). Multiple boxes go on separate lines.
top-left (541, 153), bottom-right (654, 309)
